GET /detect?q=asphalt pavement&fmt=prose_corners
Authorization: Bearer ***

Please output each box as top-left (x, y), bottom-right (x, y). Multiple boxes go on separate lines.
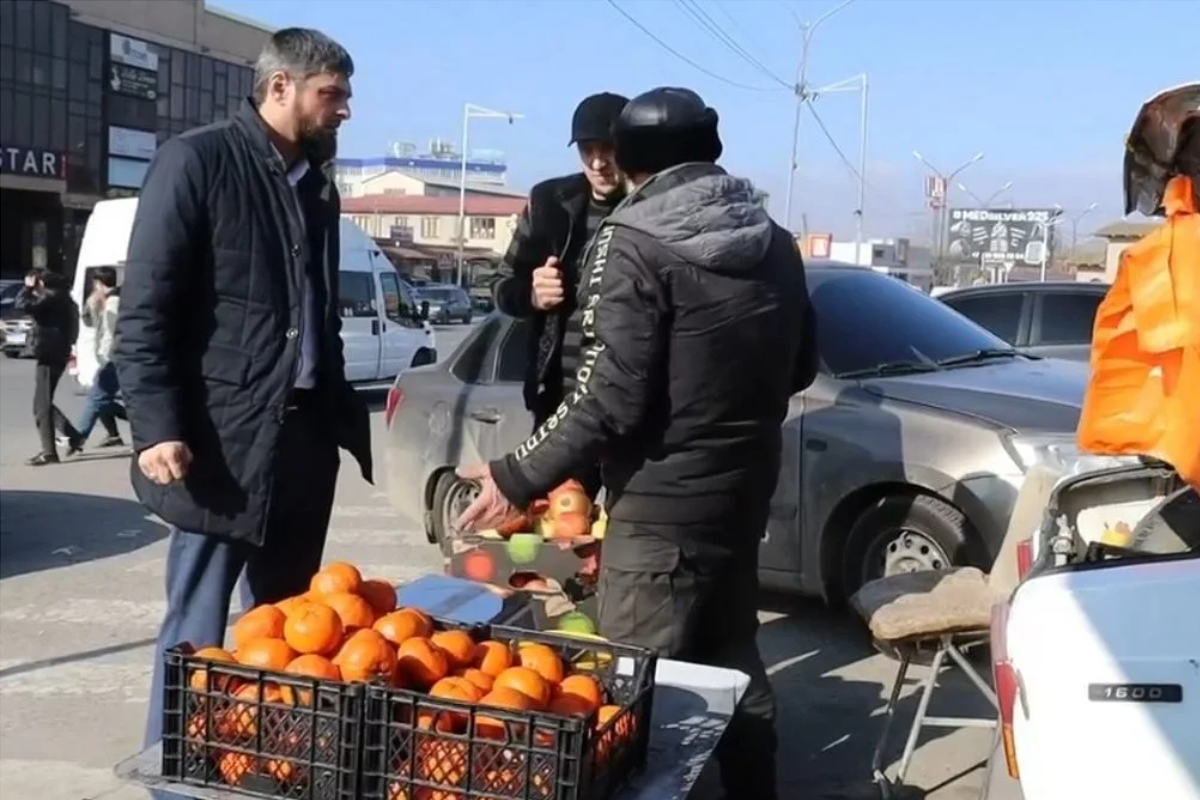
top-left (0, 323), bottom-right (992, 800)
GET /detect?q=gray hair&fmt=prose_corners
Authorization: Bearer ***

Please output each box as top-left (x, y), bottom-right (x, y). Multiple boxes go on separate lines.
top-left (253, 28), bottom-right (354, 102)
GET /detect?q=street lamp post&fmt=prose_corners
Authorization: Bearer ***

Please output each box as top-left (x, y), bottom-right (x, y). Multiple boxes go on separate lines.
top-left (912, 150), bottom-right (984, 276)
top-left (1066, 202), bottom-right (1099, 260)
top-left (803, 73), bottom-right (869, 262)
top-left (457, 103), bottom-right (523, 287)
top-left (782, 0), bottom-right (857, 233)
top-left (957, 179), bottom-right (1013, 209)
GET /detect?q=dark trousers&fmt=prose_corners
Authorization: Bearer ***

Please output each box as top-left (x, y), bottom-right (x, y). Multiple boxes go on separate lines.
top-left (143, 400), bottom-right (339, 800)
top-left (597, 517), bottom-right (778, 800)
top-left (33, 359), bottom-right (78, 456)
top-left (75, 361), bottom-right (124, 441)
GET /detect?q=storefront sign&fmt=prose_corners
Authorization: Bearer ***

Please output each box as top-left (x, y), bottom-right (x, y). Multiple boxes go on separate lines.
top-left (0, 146), bottom-right (67, 179)
top-left (108, 126), bottom-right (157, 161)
top-left (107, 157), bottom-right (151, 189)
top-left (110, 63), bottom-right (157, 100)
top-left (110, 33), bottom-right (159, 72)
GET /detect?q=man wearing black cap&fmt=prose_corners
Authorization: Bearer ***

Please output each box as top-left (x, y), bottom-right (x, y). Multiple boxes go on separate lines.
top-left (459, 87), bottom-right (818, 799)
top-left (491, 92), bottom-right (629, 437)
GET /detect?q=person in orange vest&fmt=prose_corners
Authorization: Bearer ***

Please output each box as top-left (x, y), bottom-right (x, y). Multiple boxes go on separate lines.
top-left (1077, 83), bottom-right (1199, 489)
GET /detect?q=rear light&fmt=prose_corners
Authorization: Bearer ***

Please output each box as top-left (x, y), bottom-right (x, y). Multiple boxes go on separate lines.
top-left (1016, 538), bottom-right (1033, 580)
top-left (384, 386), bottom-right (403, 427)
top-left (991, 601), bottom-right (1021, 780)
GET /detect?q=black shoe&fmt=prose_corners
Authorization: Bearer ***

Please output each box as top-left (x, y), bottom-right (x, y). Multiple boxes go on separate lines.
top-left (56, 435), bottom-right (84, 456)
top-left (25, 453), bottom-right (60, 466)
top-left (98, 436), bottom-right (125, 448)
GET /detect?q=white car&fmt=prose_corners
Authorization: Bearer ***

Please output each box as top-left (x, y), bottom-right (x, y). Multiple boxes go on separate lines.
top-left (69, 198), bottom-right (436, 390)
top-left (983, 462), bottom-right (1200, 800)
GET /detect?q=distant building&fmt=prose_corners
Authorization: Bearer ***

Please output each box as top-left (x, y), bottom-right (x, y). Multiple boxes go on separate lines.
top-left (334, 139), bottom-right (509, 197)
top-left (826, 238), bottom-right (935, 292)
top-left (1092, 220), bottom-right (1159, 281)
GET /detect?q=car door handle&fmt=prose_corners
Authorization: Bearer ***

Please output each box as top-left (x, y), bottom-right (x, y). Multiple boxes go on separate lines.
top-left (371, 319), bottom-right (380, 336)
top-left (470, 408), bottom-right (502, 424)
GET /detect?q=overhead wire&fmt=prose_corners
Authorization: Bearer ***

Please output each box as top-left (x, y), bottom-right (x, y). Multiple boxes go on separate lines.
top-left (605, 0), bottom-right (785, 93)
top-left (673, 0), bottom-right (792, 90)
top-left (805, 99), bottom-right (908, 216)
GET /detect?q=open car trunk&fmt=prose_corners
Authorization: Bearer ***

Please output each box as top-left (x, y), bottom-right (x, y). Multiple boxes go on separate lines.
top-left (1004, 463), bottom-right (1200, 800)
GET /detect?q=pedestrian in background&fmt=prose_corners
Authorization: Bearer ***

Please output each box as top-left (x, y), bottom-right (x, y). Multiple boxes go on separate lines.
top-left (63, 265), bottom-right (126, 453)
top-left (112, 28), bottom-right (371, 782)
top-left (458, 87), bottom-right (819, 800)
top-left (15, 268), bottom-right (81, 466)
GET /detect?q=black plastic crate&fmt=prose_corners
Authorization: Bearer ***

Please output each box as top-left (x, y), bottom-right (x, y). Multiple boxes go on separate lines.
top-left (161, 644), bottom-right (365, 800)
top-left (361, 620), bottom-right (656, 800)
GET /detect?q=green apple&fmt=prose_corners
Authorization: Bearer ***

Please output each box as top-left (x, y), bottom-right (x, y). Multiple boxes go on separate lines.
top-left (506, 533), bottom-right (541, 565)
top-left (557, 611), bottom-right (598, 636)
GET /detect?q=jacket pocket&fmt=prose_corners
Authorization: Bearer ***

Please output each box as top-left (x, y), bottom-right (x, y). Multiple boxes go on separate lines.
top-left (200, 343), bottom-right (253, 386)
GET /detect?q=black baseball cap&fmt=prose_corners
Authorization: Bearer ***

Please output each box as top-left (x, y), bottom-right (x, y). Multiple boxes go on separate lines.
top-left (569, 92), bottom-right (630, 146)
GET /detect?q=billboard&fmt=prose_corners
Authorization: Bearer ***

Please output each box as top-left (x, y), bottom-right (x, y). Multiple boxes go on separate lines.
top-left (946, 208), bottom-right (1060, 266)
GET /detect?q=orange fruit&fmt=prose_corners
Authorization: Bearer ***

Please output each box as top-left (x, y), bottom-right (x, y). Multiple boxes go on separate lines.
top-left (596, 704), bottom-right (620, 728)
top-left (217, 750), bottom-right (255, 785)
top-left (476, 686), bottom-right (536, 740)
top-left (283, 601), bottom-right (344, 656)
top-left (550, 693), bottom-right (595, 717)
top-left (274, 594), bottom-right (311, 618)
top-left (334, 629), bottom-right (399, 683)
top-left (310, 562), bottom-right (363, 597)
top-left (236, 637), bottom-right (296, 671)
top-left (517, 642), bottom-right (565, 685)
top-left (492, 666), bottom-right (551, 709)
top-left (472, 640), bottom-right (512, 677)
top-left (231, 605), bottom-right (286, 651)
top-left (431, 629), bottom-right (476, 671)
top-left (420, 676), bottom-right (482, 732)
top-left (323, 591), bottom-right (377, 631)
top-left (456, 667), bottom-right (495, 694)
top-left (189, 646), bottom-right (237, 692)
top-left (359, 579), bottom-right (398, 615)
top-left (396, 636), bottom-right (449, 690)
top-left (557, 674), bottom-right (604, 711)
top-left (373, 609), bottom-right (431, 646)
top-left (281, 654), bottom-right (341, 705)
top-left (224, 682), bottom-right (288, 739)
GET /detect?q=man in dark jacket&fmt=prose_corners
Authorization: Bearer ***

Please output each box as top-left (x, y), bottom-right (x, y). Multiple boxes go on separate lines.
top-left (458, 88), bottom-right (819, 800)
top-left (491, 92), bottom-right (629, 430)
top-left (16, 268), bottom-right (82, 465)
top-left (112, 28), bottom-right (371, 778)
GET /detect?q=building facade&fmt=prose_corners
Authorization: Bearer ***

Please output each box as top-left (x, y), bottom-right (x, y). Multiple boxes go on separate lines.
top-left (1092, 220), bottom-right (1158, 282)
top-left (0, 0), bottom-right (270, 278)
top-left (334, 147), bottom-right (509, 199)
top-left (342, 194), bottom-right (526, 259)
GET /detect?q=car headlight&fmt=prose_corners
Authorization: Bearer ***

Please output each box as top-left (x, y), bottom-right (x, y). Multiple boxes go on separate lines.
top-left (1005, 433), bottom-right (1143, 475)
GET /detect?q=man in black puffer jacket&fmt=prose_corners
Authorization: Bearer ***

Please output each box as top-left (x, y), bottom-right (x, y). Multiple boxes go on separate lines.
top-left (459, 87), bottom-right (818, 800)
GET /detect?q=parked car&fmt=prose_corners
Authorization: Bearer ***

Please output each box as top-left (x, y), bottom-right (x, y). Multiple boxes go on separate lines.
top-left (983, 462), bottom-right (1199, 800)
top-left (415, 284), bottom-right (474, 325)
top-left (1, 279), bottom-right (33, 358)
top-left (384, 263), bottom-right (1094, 600)
top-left (939, 281), bottom-right (1110, 362)
top-left (67, 198), bottom-right (437, 391)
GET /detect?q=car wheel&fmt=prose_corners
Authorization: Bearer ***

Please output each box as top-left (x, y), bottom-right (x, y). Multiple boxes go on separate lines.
top-left (840, 493), bottom-right (971, 597)
top-left (430, 470), bottom-right (481, 550)
top-left (463, 313), bottom-right (473, 324)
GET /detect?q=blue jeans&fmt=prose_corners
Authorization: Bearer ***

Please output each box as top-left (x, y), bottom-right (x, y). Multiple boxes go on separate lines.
top-left (75, 361), bottom-right (125, 441)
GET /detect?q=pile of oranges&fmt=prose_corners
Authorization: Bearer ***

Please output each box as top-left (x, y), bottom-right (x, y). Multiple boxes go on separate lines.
top-left (180, 561), bottom-right (636, 800)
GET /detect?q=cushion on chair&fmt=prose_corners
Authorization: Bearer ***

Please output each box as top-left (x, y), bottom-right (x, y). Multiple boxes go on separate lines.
top-left (850, 567), bottom-right (1003, 644)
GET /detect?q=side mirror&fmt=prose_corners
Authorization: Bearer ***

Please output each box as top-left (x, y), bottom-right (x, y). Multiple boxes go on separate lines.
top-left (419, 300), bottom-right (430, 321)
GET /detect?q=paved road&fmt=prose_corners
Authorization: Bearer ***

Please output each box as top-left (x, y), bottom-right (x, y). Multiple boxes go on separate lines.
top-left (0, 325), bottom-right (992, 800)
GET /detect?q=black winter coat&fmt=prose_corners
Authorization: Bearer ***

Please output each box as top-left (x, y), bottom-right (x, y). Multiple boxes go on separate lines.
top-left (490, 163), bottom-right (818, 530)
top-left (491, 173), bottom-right (596, 416)
top-left (15, 282), bottom-right (78, 363)
top-left (114, 99), bottom-right (372, 545)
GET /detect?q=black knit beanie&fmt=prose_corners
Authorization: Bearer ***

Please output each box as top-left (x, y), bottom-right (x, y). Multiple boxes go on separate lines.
top-left (613, 87), bottom-right (723, 176)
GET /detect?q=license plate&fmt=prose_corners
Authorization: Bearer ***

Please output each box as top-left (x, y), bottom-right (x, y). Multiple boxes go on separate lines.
top-left (1088, 683), bottom-right (1183, 703)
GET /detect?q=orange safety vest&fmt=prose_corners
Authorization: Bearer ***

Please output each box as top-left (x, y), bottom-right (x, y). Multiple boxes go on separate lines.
top-left (1077, 175), bottom-right (1200, 489)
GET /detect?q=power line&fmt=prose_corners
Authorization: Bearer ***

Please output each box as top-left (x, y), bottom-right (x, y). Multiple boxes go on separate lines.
top-left (674, 0), bottom-right (792, 90)
top-left (806, 100), bottom-right (905, 216)
top-left (606, 0), bottom-right (783, 92)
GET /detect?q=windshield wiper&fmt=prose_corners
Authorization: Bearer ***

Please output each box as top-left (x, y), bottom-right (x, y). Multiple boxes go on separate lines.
top-left (835, 361), bottom-right (941, 379)
top-left (935, 348), bottom-right (1027, 367)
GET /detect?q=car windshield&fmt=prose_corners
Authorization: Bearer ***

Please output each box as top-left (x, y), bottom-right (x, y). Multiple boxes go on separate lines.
top-left (418, 288), bottom-right (460, 302)
top-left (809, 269), bottom-right (1014, 377)
top-left (0, 282), bottom-right (22, 302)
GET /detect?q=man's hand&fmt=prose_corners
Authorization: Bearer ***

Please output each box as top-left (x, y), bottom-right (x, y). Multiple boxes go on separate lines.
top-left (23, 274), bottom-right (36, 288)
top-left (138, 441), bottom-right (193, 485)
top-left (530, 257), bottom-right (564, 311)
top-left (454, 463), bottom-right (517, 533)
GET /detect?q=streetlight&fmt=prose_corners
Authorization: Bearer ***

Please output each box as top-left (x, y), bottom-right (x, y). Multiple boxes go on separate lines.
top-left (957, 179), bottom-right (1013, 209)
top-left (803, 72), bottom-right (869, 262)
top-left (782, 0), bottom-right (857, 232)
top-left (912, 150), bottom-right (984, 271)
top-left (1064, 201), bottom-right (1099, 259)
top-left (457, 103), bottom-right (523, 287)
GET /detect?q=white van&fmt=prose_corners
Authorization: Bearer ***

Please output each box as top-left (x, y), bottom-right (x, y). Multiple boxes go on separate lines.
top-left (71, 198), bottom-right (436, 391)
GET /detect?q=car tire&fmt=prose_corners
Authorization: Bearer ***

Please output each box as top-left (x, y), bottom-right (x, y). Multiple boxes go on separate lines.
top-left (430, 470), bottom-right (480, 551)
top-left (463, 313), bottom-right (473, 325)
top-left (840, 493), bottom-right (971, 598)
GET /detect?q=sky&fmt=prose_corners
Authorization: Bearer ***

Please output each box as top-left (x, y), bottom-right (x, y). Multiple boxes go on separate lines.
top-left (215, 0), bottom-right (1197, 244)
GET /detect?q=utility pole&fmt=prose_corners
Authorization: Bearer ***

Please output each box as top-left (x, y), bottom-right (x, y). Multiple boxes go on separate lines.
top-left (782, 0), bottom-right (856, 234)
top-left (1066, 202), bottom-right (1099, 261)
top-left (912, 151), bottom-right (984, 281)
top-left (456, 103), bottom-right (523, 287)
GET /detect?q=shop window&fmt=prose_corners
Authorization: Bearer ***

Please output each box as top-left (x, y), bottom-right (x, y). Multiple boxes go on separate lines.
top-left (49, 101), bottom-right (66, 151)
top-left (14, 0), bottom-right (32, 47)
top-left (32, 0), bottom-right (50, 54)
top-left (15, 48), bottom-right (31, 84)
top-left (51, 3), bottom-right (68, 58)
top-left (0, 47), bottom-right (11, 82)
top-left (68, 22), bottom-right (88, 64)
top-left (200, 56), bottom-right (213, 92)
top-left (0, 3), bottom-right (13, 47)
top-left (12, 89), bottom-right (31, 145)
top-left (0, 88), bottom-right (11, 141)
top-left (31, 94), bottom-right (49, 148)
top-left (51, 56), bottom-right (66, 90)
